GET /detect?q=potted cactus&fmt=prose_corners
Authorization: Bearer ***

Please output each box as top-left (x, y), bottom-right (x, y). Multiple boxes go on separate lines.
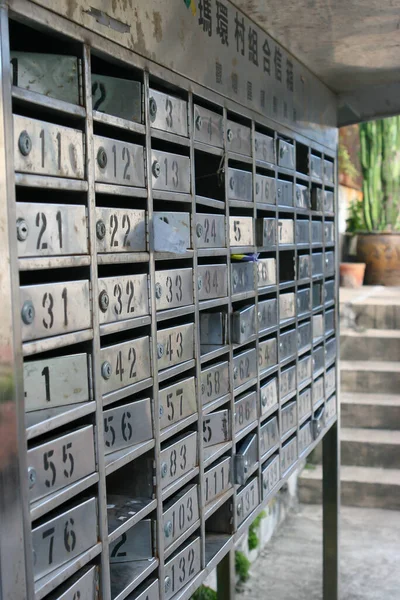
top-left (354, 117), bottom-right (400, 285)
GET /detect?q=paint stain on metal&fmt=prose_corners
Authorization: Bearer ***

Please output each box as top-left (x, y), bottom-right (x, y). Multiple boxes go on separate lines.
top-left (84, 7), bottom-right (130, 34)
top-left (152, 11), bottom-right (163, 43)
top-left (134, 8), bottom-right (147, 53)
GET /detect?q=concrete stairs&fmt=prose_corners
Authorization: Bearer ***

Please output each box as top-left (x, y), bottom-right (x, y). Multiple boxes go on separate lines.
top-left (299, 286), bottom-right (400, 510)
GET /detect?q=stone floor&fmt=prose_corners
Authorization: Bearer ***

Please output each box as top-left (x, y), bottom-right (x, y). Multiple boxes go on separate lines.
top-left (238, 504), bottom-right (400, 600)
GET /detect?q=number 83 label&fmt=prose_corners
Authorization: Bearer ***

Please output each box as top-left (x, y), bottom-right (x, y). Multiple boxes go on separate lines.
top-left (160, 432), bottom-right (197, 489)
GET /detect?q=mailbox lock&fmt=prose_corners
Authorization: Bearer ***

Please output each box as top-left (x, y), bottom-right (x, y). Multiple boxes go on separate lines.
top-left (261, 393), bottom-right (267, 407)
top-left (164, 521), bottom-right (173, 538)
top-left (255, 181), bottom-right (260, 195)
top-left (196, 223), bottom-right (203, 238)
top-left (99, 290), bottom-right (110, 313)
top-left (157, 343), bottom-right (164, 359)
top-left (18, 130), bottom-right (32, 156)
top-left (101, 361), bottom-right (112, 380)
top-left (232, 271), bottom-right (239, 287)
top-left (21, 300), bottom-right (35, 325)
top-left (16, 218), bottom-right (29, 242)
top-left (236, 502), bottom-right (242, 516)
top-left (97, 146), bottom-right (108, 169)
top-left (195, 114), bottom-right (203, 130)
top-left (155, 283), bottom-right (162, 299)
top-left (279, 144), bottom-right (287, 158)
top-left (240, 321), bottom-right (247, 334)
top-left (201, 383), bottom-right (206, 395)
top-left (149, 96), bottom-right (157, 119)
top-left (152, 160), bottom-right (161, 178)
top-left (161, 462), bottom-right (168, 478)
top-left (233, 366), bottom-right (238, 380)
top-left (263, 478), bottom-right (268, 490)
top-left (96, 220), bottom-right (106, 240)
top-left (197, 276), bottom-right (203, 291)
top-left (254, 138), bottom-right (259, 152)
top-left (227, 128), bottom-right (233, 143)
top-left (257, 311), bottom-right (262, 323)
top-left (310, 159), bottom-right (314, 172)
top-left (229, 177), bottom-right (235, 191)
top-left (296, 189), bottom-right (301, 200)
top-left (27, 466), bottom-right (36, 489)
top-left (277, 187), bottom-right (282, 198)
top-left (159, 405), bottom-right (164, 416)
top-left (165, 576), bottom-right (172, 594)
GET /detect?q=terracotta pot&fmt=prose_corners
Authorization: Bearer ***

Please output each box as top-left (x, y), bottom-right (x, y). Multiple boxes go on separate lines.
top-left (339, 262), bottom-right (366, 288)
top-left (356, 233), bottom-right (400, 286)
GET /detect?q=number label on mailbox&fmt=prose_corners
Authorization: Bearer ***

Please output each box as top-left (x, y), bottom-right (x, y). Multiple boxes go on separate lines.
top-left (235, 392), bottom-right (257, 433)
top-left (20, 280), bottom-right (91, 342)
top-left (228, 168), bottom-right (253, 202)
top-left (313, 376), bottom-right (325, 408)
top-left (280, 365), bottom-right (296, 400)
top-left (236, 477), bottom-right (259, 526)
top-left (281, 401), bottom-right (297, 436)
top-left (96, 208), bottom-right (146, 253)
top-left (260, 416), bottom-right (279, 458)
top-left (203, 409), bottom-right (230, 447)
top-left (254, 132), bottom-right (275, 164)
top-left (255, 174), bottom-right (275, 205)
top-left (14, 115), bottom-right (84, 179)
top-left (260, 376), bottom-right (278, 415)
top-left (258, 298), bottom-right (278, 333)
top-left (52, 565), bottom-right (97, 600)
top-left (109, 520), bottom-right (152, 563)
top-left (204, 456), bottom-right (231, 504)
top-left (157, 323), bottom-right (194, 371)
top-left (233, 348), bottom-right (257, 389)
top-left (163, 485), bottom-right (199, 548)
top-left (195, 214), bottom-right (225, 248)
top-left (257, 258), bottom-right (276, 288)
top-left (298, 420), bottom-right (313, 455)
top-left (232, 262), bottom-right (255, 295)
top-left (281, 436), bottom-right (297, 475)
top-left (280, 293), bottom-right (295, 321)
top-left (198, 265), bottom-right (228, 301)
top-left (149, 89), bottom-right (188, 137)
top-left (279, 329), bottom-right (297, 362)
top-left (159, 377), bottom-right (197, 430)
top-left (100, 336), bottom-right (151, 395)
top-left (98, 274), bottom-right (149, 324)
top-left (194, 105), bottom-right (223, 148)
top-left (298, 388), bottom-right (312, 421)
top-left (200, 361), bottom-right (229, 405)
top-left (278, 219), bottom-right (294, 245)
top-left (103, 398), bottom-right (152, 454)
top-left (94, 135), bottom-right (145, 187)
top-left (229, 217), bottom-right (254, 246)
top-left (262, 454), bottom-right (280, 498)
top-left (164, 537), bottom-right (201, 600)
top-left (258, 338), bottom-right (277, 374)
top-left (155, 268), bottom-right (193, 311)
top-left (16, 203), bottom-right (88, 258)
top-left (160, 432), bottom-right (197, 489)
top-left (151, 150), bottom-right (190, 193)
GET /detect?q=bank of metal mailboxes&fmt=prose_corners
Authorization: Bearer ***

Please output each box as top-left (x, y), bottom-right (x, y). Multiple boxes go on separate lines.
top-left (4, 17), bottom-right (338, 600)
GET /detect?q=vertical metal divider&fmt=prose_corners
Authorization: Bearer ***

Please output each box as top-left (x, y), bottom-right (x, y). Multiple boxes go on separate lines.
top-left (0, 8), bottom-right (34, 599)
top-left (322, 160), bottom-right (327, 390)
top-left (143, 71), bottom-right (165, 599)
top-left (308, 147), bottom-right (315, 406)
top-left (82, 45), bottom-right (111, 600)
top-left (293, 144), bottom-right (300, 448)
top-left (189, 92), bottom-right (206, 568)
top-left (274, 133), bottom-right (283, 463)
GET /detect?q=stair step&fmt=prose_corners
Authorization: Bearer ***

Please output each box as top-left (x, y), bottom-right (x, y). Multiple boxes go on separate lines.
top-left (341, 427), bottom-right (400, 469)
top-left (340, 286), bottom-right (400, 330)
top-left (299, 464), bottom-right (400, 510)
top-left (340, 328), bottom-right (400, 361)
top-left (341, 392), bottom-right (400, 430)
top-left (341, 360), bottom-right (400, 393)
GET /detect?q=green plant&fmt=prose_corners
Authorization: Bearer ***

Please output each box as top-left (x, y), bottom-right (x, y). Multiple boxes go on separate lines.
top-left (359, 117), bottom-right (400, 231)
top-left (235, 550), bottom-right (251, 583)
top-left (339, 144), bottom-right (359, 182)
top-left (191, 585), bottom-right (217, 600)
top-left (247, 511), bottom-right (267, 551)
top-left (346, 197), bottom-right (365, 233)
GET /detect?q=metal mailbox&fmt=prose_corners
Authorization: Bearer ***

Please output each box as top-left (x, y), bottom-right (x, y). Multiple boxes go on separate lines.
top-left (325, 337), bottom-right (337, 364)
top-left (160, 432), bottom-right (197, 489)
top-left (127, 579), bottom-right (159, 600)
top-left (311, 187), bottom-right (324, 211)
top-left (277, 139), bottom-right (295, 169)
top-left (163, 484), bottom-right (199, 549)
top-left (310, 154), bottom-right (322, 179)
top-left (98, 274), bottom-right (149, 324)
top-left (325, 221), bottom-right (335, 244)
top-left (258, 338), bottom-right (277, 374)
top-left (312, 252), bottom-right (324, 277)
top-left (204, 456), bottom-right (231, 505)
top-left (324, 190), bottom-right (334, 213)
top-left (295, 184), bottom-right (310, 209)
top-left (235, 433), bottom-right (258, 485)
top-left (96, 208), bottom-right (146, 253)
top-left (28, 425), bottom-right (95, 503)
top-left (255, 174), bottom-right (276, 205)
top-left (103, 398), bottom-right (152, 454)
top-left (203, 409), bottom-right (230, 447)
top-left (94, 135), bottom-right (145, 187)
top-left (258, 298), bottom-right (278, 333)
top-left (198, 264), bottom-right (228, 301)
top-left (32, 497), bottom-right (97, 581)
top-left (193, 105), bottom-right (223, 148)
top-left (312, 220), bottom-right (323, 245)
top-left (92, 73), bottom-right (142, 122)
top-left (195, 213), bottom-right (226, 248)
top-left (149, 89), bottom-right (188, 137)
top-left (46, 566), bottom-right (97, 600)
top-left (325, 251), bottom-right (335, 276)
top-left (164, 537), bottom-right (201, 600)
top-left (298, 320), bottom-right (312, 352)
top-left (229, 216), bottom-right (254, 246)
top-left (200, 312), bottom-right (228, 346)
top-left (254, 132), bottom-right (275, 164)
top-left (280, 365), bottom-right (296, 401)
top-left (313, 314), bottom-right (324, 340)
top-left (279, 292), bottom-right (295, 322)
top-left (159, 377), bottom-right (197, 431)
top-left (228, 168), bottom-right (253, 202)
top-left (236, 477), bottom-right (259, 526)
top-left (100, 336), bottom-right (151, 395)
top-left (276, 179), bottom-right (293, 207)
top-left (155, 268), bottom-right (193, 311)
top-left (313, 282), bottom-right (323, 308)
top-left (226, 120), bottom-right (251, 156)
top-left (11, 51), bottom-right (80, 104)
top-left (313, 376), bottom-right (325, 408)
top-left (234, 391), bottom-right (257, 434)
top-left (297, 288), bottom-right (311, 316)
top-left (257, 217), bottom-right (277, 248)
top-left (326, 395), bottom-right (337, 422)
top-left (281, 400), bottom-right (297, 436)
top-left (325, 366), bottom-right (336, 397)
top-left (260, 376), bottom-right (278, 415)
top-left (298, 387), bottom-right (312, 422)
top-left (298, 254), bottom-right (311, 280)
top-left (20, 280), bottom-right (91, 342)
top-left (278, 218), bottom-right (294, 246)
top-left (298, 355), bottom-right (312, 385)
top-left (279, 328), bottom-right (297, 362)
top-left (14, 114), bottom-right (85, 179)
top-left (280, 435), bottom-right (297, 476)
top-left (325, 280), bottom-right (335, 304)
top-left (260, 415), bottom-right (279, 459)
top-left (151, 150), bottom-right (190, 193)
top-left (298, 419), bottom-right (313, 455)
top-left (24, 353), bottom-right (90, 412)
top-left (257, 258), bottom-right (276, 288)
top-left (262, 454), bottom-right (280, 498)
top-left (324, 160), bottom-right (335, 184)
top-left (313, 345), bottom-right (325, 374)
top-left (325, 309), bottom-right (335, 334)
top-left (157, 323), bottom-right (194, 371)
top-left (16, 202), bottom-right (88, 258)
top-left (109, 520), bottom-right (152, 563)
top-left (296, 220), bottom-right (310, 245)
top-left (154, 212), bottom-right (191, 253)
top-left (232, 305), bottom-right (256, 343)
top-left (233, 348), bottom-right (257, 389)
top-left (232, 261), bottom-right (255, 295)
top-left (200, 361), bottom-right (230, 405)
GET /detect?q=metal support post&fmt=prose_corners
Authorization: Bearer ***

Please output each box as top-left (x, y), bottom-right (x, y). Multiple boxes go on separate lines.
top-left (322, 420), bottom-right (340, 600)
top-left (217, 548), bottom-right (235, 600)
